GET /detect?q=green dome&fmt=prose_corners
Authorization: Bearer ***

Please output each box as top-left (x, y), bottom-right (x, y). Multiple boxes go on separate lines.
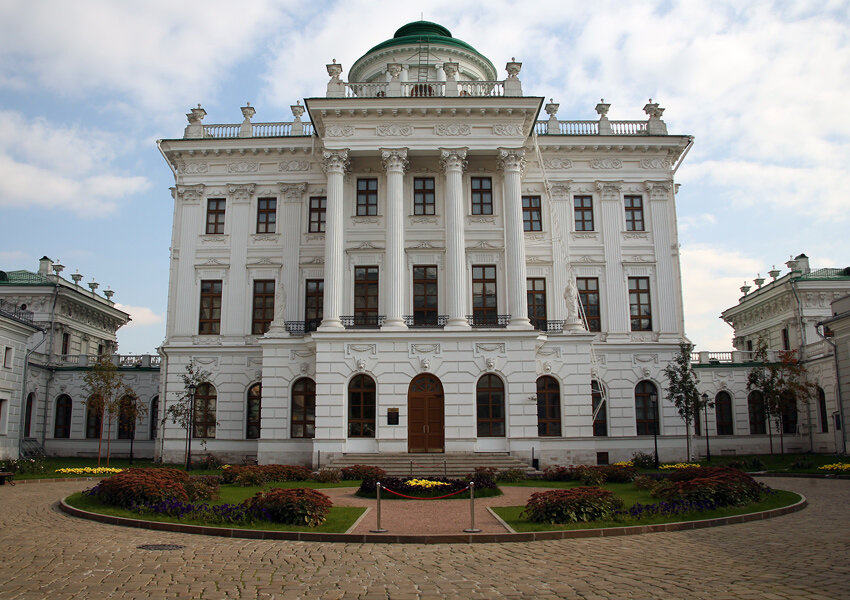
top-left (352, 21), bottom-right (495, 76)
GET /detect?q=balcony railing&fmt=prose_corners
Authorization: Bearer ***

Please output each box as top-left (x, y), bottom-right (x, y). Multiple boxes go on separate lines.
top-left (0, 299), bottom-right (35, 326)
top-left (534, 120), bottom-right (651, 136)
top-left (285, 319), bottom-right (322, 336)
top-left (341, 315), bottom-right (385, 329)
top-left (202, 121), bottom-right (314, 139)
top-left (403, 315), bottom-right (448, 328)
top-left (532, 319), bottom-right (565, 332)
top-left (690, 350), bottom-right (783, 365)
top-left (466, 314), bottom-right (511, 328)
top-left (340, 79), bottom-right (507, 98)
top-left (48, 354), bottom-right (161, 368)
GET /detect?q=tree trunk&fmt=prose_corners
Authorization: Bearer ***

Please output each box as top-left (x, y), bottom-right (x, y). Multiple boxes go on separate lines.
top-left (767, 416), bottom-right (774, 455)
top-left (106, 418), bottom-right (113, 468)
top-left (97, 405), bottom-right (105, 466)
top-left (778, 417), bottom-right (785, 456)
top-left (685, 419), bottom-right (692, 462)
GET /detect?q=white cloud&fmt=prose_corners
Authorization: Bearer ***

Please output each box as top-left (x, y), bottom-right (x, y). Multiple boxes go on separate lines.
top-left (0, 111), bottom-right (149, 216)
top-left (115, 304), bottom-right (164, 328)
top-left (0, 250), bottom-right (29, 265)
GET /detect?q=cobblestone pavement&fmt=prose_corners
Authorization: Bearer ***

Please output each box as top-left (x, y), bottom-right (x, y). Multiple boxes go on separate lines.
top-left (1, 477), bottom-right (847, 599)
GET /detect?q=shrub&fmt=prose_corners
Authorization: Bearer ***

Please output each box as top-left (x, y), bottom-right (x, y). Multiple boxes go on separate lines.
top-left (652, 467), bottom-right (768, 507)
top-left (523, 487), bottom-right (624, 523)
top-left (245, 488), bottom-right (332, 526)
top-left (184, 475), bottom-right (221, 501)
top-left (543, 465), bottom-right (575, 481)
top-left (790, 459), bottom-right (812, 470)
top-left (196, 454), bottom-right (223, 470)
top-left (314, 468), bottom-right (341, 483)
top-left (469, 467), bottom-right (497, 487)
top-left (496, 468), bottom-right (527, 483)
top-left (339, 465), bottom-right (387, 480)
top-left (633, 474), bottom-right (656, 490)
top-left (631, 451), bottom-right (656, 469)
top-left (747, 458), bottom-right (766, 471)
top-left (0, 457), bottom-right (46, 474)
top-left (575, 466), bottom-right (606, 486)
top-left (593, 465), bottom-right (637, 483)
top-left (228, 464), bottom-right (313, 486)
top-left (90, 468), bottom-right (189, 508)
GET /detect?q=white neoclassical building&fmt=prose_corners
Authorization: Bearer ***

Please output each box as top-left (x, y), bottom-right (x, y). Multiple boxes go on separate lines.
top-left (155, 20), bottom-right (699, 467)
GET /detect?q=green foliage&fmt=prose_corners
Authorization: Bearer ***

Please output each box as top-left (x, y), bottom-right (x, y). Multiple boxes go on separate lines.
top-left (163, 359), bottom-right (213, 438)
top-left (92, 468), bottom-right (190, 507)
top-left (652, 467), bottom-right (768, 506)
top-left (245, 488), bottom-right (332, 526)
top-left (522, 487), bottom-right (624, 523)
top-left (632, 474), bottom-right (656, 490)
top-left (496, 468), bottom-right (527, 482)
top-left (662, 342), bottom-right (706, 460)
top-left (223, 464), bottom-right (313, 486)
top-left (542, 465), bottom-right (635, 484)
top-left (630, 451), bottom-right (657, 469)
top-left (184, 475), bottom-right (221, 501)
top-left (0, 457), bottom-right (46, 474)
top-left (314, 468), bottom-right (342, 483)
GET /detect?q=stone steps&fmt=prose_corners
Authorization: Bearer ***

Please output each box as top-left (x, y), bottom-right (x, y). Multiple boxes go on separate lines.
top-left (323, 452), bottom-right (535, 478)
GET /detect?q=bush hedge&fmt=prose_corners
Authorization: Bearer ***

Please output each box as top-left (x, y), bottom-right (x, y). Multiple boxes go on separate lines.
top-left (90, 468), bottom-right (190, 507)
top-left (222, 464), bottom-right (313, 486)
top-left (339, 465), bottom-right (387, 480)
top-left (245, 488), bottom-right (332, 526)
top-left (542, 464), bottom-right (636, 484)
top-left (652, 467), bottom-right (768, 506)
top-left (523, 487), bottom-right (624, 523)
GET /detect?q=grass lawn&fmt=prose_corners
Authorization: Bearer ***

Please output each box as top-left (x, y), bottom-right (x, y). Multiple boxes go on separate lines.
top-left (9, 458), bottom-right (222, 479)
top-left (65, 483), bottom-right (365, 533)
top-left (492, 488), bottom-right (801, 532)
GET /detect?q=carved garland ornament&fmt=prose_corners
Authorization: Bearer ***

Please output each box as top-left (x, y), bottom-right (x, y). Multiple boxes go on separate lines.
top-left (590, 158), bottom-right (622, 169)
top-left (435, 123), bottom-right (471, 136)
top-left (377, 124), bottom-right (413, 136)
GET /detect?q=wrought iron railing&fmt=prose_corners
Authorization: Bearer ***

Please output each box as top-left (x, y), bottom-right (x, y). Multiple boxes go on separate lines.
top-left (0, 299), bottom-right (34, 325)
top-left (532, 319), bottom-right (565, 332)
top-left (285, 319), bottom-right (322, 336)
top-left (403, 315), bottom-right (448, 328)
top-left (341, 315), bottom-right (385, 329)
top-left (466, 314), bottom-right (511, 328)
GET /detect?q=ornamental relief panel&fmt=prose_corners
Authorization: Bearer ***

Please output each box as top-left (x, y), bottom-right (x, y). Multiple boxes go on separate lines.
top-left (409, 216), bottom-right (439, 225)
top-left (199, 235), bottom-right (229, 245)
top-left (250, 234), bottom-right (280, 244)
top-left (376, 124), bottom-right (413, 136)
top-left (177, 162), bottom-right (209, 174)
top-left (543, 157), bottom-right (573, 170)
top-left (590, 158), bottom-right (622, 169)
top-left (346, 344), bottom-right (377, 357)
top-left (326, 125), bottom-right (355, 137)
top-left (227, 162), bottom-right (259, 173)
top-left (640, 159), bottom-right (672, 169)
top-left (434, 123), bottom-right (471, 136)
top-left (474, 342), bottom-right (506, 356)
top-left (493, 123), bottom-right (523, 136)
top-left (279, 160), bottom-right (311, 172)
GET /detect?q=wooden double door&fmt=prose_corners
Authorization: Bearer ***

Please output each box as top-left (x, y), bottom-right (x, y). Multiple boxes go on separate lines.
top-left (407, 374), bottom-right (444, 453)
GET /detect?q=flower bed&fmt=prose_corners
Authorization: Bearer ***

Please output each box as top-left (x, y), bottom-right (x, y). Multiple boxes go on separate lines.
top-left (356, 476), bottom-right (501, 499)
top-left (221, 464), bottom-right (312, 486)
top-left (543, 464), bottom-right (636, 484)
top-left (523, 487), bottom-right (624, 523)
top-left (55, 467), bottom-right (123, 476)
top-left (659, 463), bottom-right (701, 470)
top-left (818, 462), bottom-right (850, 472)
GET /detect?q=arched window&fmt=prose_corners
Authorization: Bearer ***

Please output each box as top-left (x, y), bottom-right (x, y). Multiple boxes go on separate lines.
top-left (536, 376), bottom-right (561, 436)
top-left (54, 394), bottom-right (72, 438)
top-left (748, 390), bottom-right (766, 434)
top-left (292, 378), bottom-right (316, 439)
top-left (634, 381), bottom-right (658, 436)
top-left (781, 392), bottom-right (797, 435)
top-left (117, 395), bottom-right (136, 439)
top-left (348, 375), bottom-right (375, 438)
top-left (85, 400), bottom-right (102, 439)
top-left (592, 380), bottom-right (607, 437)
top-left (24, 392), bottom-right (34, 438)
top-left (715, 391), bottom-right (733, 436)
top-left (150, 396), bottom-right (159, 439)
top-left (477, 375), bottom-right (505, 437)
top-left (817, 387), bottom-right (828, 433)
top-left (246, 383), bottom-right (261, 439)
top-left (193, 383), bottom-right (217, 439)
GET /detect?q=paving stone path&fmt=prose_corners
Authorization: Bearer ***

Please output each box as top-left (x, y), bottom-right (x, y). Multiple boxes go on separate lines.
top-left (0, 477), bottom-right (847, 599)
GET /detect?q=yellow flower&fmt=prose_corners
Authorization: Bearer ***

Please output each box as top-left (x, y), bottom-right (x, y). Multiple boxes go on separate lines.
top-left (659, 463), bottom-right (701, 470)
top-left (55, 467), bottom-right (123, 475)
top-left (819, 463), bottom-right (850, 472)
top-left (613, 461), bottom-right (634, 467)
top-left (405, 478), bottom-right (450, 488)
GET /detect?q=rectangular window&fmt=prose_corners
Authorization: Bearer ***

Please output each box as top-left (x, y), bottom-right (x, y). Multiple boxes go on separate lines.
top-left (305, 279), bottom-right (324, 332)
top-left (471, 177), bottom-right (493, 215)
top-left (308, 196), bottom-right (326, 233)
top-left (782, 328), bottom-right (790, 351)
top-left (413, 178), bottom-right (435, 215)
top-left (354, 266), bottom-right (379, 325)
top-left (61, 332), bottom-right (70, 355)
top-left (356, 178), bottom-right (378, 216)
top-left (624, 195), bottom-right (644, 231)
top-left (251, 280), bottom-right (275, 335)
top-left (592, 381), bottom-right (607, 437)
top-left (412, 265), bottom-right (438, 325)
top-left (574, 195), bottom-right (594, 231)
top-left (522, 196), bottom-right (542, 231)
top-left (198, 280), bottom-right (223, 335)
top-left (628, 277), bottom-right (652, 331)
top-left (256, 198), bottom-right (276, 234)
top-left (3, 347), bottom-right (11, 369)
top-left (577, 277), bottom-right (601, 332)
top-left (527, 278), bottom-right (547, 330)
top-left (206, 198), bottom-right (226, 234)
top-left (472, 265), bottom-right (497, 324)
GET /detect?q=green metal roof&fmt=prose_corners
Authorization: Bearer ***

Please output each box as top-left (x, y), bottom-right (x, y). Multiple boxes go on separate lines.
top-left (355, 21), bottom-right (495, 72)
top-left (797, 267), bottom-right (850, 280)
top-left (0, 269), bottom-right (51, 285)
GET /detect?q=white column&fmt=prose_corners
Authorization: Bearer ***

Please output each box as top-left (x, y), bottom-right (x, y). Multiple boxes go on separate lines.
top-left (440, 148), bottom-right (471, 330)
top-left (381, 148), bottom-right (408, 330)
top-left (598, 181), bottom-right (629, 340)
top-left (499, 148), bottom-right (532, 330)
top-left (319, 150), bottom-right (349, 330)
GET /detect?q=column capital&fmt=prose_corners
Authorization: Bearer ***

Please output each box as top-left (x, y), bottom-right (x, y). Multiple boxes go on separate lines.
top-left (497, 147), bottom-right (526, 174)
top-left (380, 148), bottom-right (409, 173)
top-left (439, 148), bottom-right (468, 172)
top-left (595, 180), bottom-right (623, 198)
top-left (278, 182), bottom-right (307, 202)
top-left (644, 180), bottom-right (672, 200)
top-left (321, 149), bottom-right (350, 174)
top-left (226, 184), bottom-right (255, 203)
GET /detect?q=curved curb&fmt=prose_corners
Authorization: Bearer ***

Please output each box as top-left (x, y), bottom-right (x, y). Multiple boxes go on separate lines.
top-left (58, 495), bottom-right (807, 545)
top-left (8, 477), bottom-right (101, 485)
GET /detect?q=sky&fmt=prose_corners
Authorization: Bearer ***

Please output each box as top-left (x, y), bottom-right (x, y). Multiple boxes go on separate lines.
top-left (1, 0), bottom-right (848, 355)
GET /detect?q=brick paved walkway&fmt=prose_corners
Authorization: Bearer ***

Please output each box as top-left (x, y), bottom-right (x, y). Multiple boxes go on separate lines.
top-left (0, 477), bottom-right (847, 599)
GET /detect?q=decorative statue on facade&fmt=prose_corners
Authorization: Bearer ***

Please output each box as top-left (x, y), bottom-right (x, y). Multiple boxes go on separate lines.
top-left (563, 273), bottom-right (585, 332)
top-left (267, 280), bottom-right (288, 334)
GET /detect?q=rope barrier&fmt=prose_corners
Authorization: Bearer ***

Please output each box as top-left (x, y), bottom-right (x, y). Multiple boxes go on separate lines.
top-left (381, 485), bottom-right (471, 500)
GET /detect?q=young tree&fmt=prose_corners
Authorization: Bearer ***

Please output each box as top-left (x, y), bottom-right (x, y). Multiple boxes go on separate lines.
top-left (117, 388), bottom-right (148, 465)
top-left (663, 342), bottom-right (708, 461)
top-left (82, 355), bottom-right (126, 466)
top-left (164, 359), bottom-right (212, 468)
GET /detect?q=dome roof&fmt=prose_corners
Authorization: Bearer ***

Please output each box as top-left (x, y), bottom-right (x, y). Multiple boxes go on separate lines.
top-left (350, 21), bottom-right (496, 79)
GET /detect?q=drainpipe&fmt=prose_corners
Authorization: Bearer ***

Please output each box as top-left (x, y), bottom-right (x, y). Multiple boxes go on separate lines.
top-left (17, 329), bottom-right (46, 455)
top-left (814, 323), bottom-right (846, 455)
top-left (40, 284), bottom-right (61, 446)
top-left (156, 345), bottom-right (169, 462)
top-left (789, 279), bottom-right (814, 452)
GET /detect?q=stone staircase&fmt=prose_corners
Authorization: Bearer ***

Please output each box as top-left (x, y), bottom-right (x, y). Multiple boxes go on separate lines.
top-left (322, 452), bottom-right (536, 478)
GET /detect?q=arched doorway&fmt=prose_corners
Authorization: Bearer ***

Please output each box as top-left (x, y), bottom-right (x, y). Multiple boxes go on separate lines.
top-left (408, 374), bottom-right (444, 453)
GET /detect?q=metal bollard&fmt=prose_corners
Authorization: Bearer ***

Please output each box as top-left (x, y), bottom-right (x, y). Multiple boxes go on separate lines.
top-left (370, 482), bottom-right (388, 533)
top-left (463, 481), bottom-right (481, 533)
